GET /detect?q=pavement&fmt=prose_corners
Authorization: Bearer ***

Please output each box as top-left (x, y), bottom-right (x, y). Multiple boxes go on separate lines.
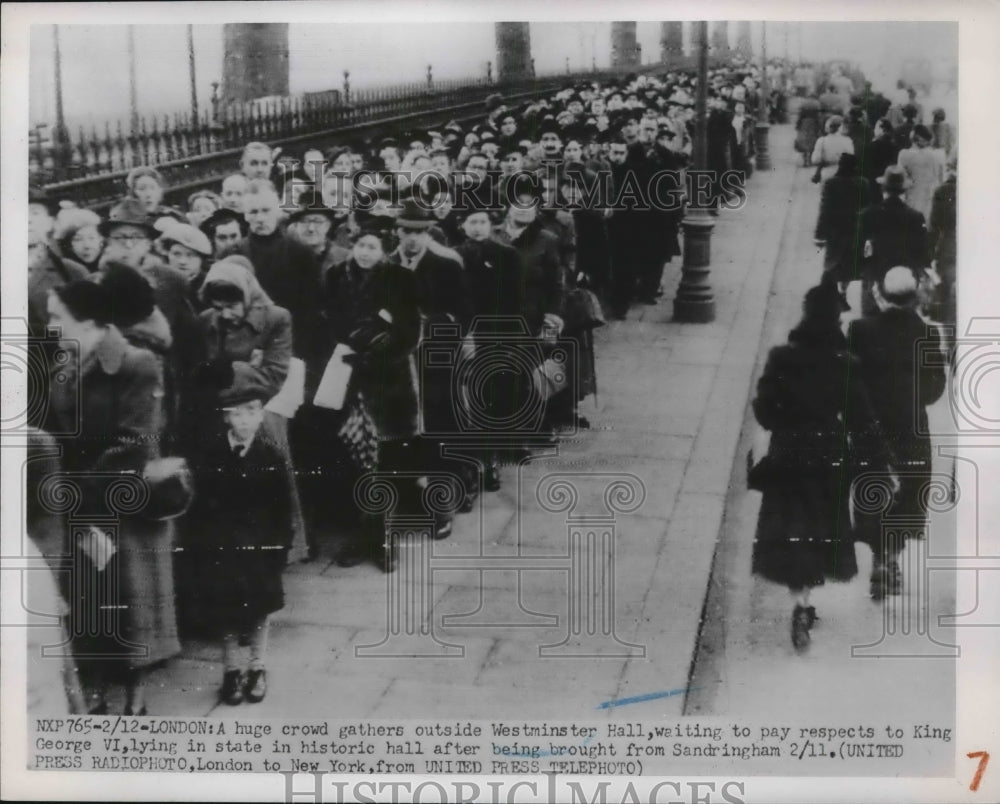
top-left (135, 125), bottom-right (804, 721)
top-left (685, 124), bottom-right (957, 777)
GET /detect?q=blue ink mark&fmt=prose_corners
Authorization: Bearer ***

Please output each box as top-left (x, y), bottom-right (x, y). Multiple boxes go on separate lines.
top-left (595, 687), bottom-right (691, 710)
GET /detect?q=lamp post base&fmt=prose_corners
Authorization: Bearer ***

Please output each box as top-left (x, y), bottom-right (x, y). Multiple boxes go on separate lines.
top-left (674, 212), bottom-right (716, 323)
top-left (754, 122), bottom-right (772, 171)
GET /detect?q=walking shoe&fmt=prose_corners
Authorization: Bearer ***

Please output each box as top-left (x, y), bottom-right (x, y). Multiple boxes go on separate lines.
top-left (791, 605), bottom-right (812, 653)
top-left (484, 462), bottom-right (501, 492)
top-left (221, 670), bottom-right (244, 705)
top-left (433, 517), bottom-right (453, 540)
top-left (378, 540), bottom-right (398, 574)
top-left (123, 704), bottom-right (148, 716)
top-left (244, 669), bottom-right (267, 703)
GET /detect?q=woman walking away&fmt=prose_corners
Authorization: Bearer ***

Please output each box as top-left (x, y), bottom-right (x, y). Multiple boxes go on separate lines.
top-left (794, 96), bottom-right (822, 167)
top-left (750, 281), bottom-right (894, 652)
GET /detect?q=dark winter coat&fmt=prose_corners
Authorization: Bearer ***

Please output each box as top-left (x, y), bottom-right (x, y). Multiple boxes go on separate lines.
top-left (28, 245), bottom-right (88, 337)
top-left (815, 173), bottom-right (877, 282)
top-left (188, 432), bottom-right (292, 628)
top-left (751, 324), bottom-right (892, 589)
top-left (862, 135), bottom-right (900, 187)
top-left (847, 309), bottom-right (946, 550)
top-left (848, 308), bottom-right (945, 470)
top-left (46, 325), bottom-right (180, 668)
top-left (388, 246), bottom-right (469, 438)
top-left (454, 237), bottom-right (528, 336)
top-left (859, 195), bottom-right (929, 284)
top-left (492, 219), bottom-right (565, 336)
top-left (794, 100), bottom-right (822, 155)
top-left (238, 230), bottom-right (324, 389)
top-left (324, 258), bottom-right (421, 439)
top-left (197, 290), bottom-right (292, 404)
top-left (929, 176), bottom-right (957, 283)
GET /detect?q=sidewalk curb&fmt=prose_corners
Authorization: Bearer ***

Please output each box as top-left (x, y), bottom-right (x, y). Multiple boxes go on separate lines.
top-left (610, 127), bottom-right (800, 717)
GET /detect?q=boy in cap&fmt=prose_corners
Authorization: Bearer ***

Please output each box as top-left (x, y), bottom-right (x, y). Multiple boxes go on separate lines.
top-left (190, 376), bottom-right (294, 705)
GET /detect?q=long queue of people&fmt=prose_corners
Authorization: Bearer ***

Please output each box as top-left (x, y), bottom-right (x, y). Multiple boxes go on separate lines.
top-left (746, 69), bottom-right (956, 653)
top-left (26, 60), bottom-right (794, 714)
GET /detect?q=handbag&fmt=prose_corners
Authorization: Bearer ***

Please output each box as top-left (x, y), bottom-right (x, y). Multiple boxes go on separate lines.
top-left (337, 393), bottom-right (379, 472)
top-left (745, 426), bottom-right (774, 492)
top-left (811, 164), bottom-right (824, 184)
top-left (140, 456), bottom-right (194, 521)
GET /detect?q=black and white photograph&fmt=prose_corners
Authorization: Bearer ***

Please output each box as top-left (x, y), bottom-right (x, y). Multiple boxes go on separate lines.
top-left (2, 2), bottom-right (998, 802)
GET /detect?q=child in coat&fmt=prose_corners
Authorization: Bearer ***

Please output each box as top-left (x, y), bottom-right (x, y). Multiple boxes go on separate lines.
top-left (193, 380), bottom-right (293, 705)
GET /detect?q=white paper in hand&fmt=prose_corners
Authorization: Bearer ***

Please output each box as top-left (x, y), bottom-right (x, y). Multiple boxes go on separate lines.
top-left (265, 357), bottom-right (306, 418)
top-left (313, 344), bottom-right (355, 410)
top-left (81, 526), bottom-right (116, 573)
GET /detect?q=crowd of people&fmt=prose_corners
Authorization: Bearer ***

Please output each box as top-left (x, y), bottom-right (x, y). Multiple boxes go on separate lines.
top-left (25, 54), bottom-right (956, 712)
top-left (748, 65), bottom-right (956, 652)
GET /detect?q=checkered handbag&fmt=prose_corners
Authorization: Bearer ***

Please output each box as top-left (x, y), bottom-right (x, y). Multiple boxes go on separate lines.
top-left (337, 393), bottom-right (379, 472)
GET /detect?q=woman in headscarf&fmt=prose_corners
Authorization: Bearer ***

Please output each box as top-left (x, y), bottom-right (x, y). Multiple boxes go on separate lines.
top-left (187, 255), bottom-right (307, 565)
top-left (750, 281), bottom-right (894, 653)
top-left (192, 256), bottom-right (292, 440)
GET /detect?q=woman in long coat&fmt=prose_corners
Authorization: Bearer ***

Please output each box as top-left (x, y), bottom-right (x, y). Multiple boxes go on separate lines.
top-left (794, 97), bottom-right (822, 166)
top-left (897, 124), bottom-right (945, 220)
top-left (814, 153), bottom-right (876, 289)
top-left (324, 217), bottom-right (422, 571)
top-left (45, 280), bottom-right (180, 715)
top-left (751, 281), bottom-right (893, 652)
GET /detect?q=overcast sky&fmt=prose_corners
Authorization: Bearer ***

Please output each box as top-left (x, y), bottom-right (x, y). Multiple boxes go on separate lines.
top-left (29, 21), bottom-right (956, 130)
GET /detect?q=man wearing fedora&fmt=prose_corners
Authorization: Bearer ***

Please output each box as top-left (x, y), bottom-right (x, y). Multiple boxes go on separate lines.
top-left (847, 266), bottom-right (946, 599)
top-left (388, 197), bottom-right (471, 539)
top-left (859, 165), bottom-right (929, 316)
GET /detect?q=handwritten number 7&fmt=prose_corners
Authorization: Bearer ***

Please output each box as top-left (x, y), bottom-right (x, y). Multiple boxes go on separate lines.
top-left (967, 751), bottom-right (989, 792)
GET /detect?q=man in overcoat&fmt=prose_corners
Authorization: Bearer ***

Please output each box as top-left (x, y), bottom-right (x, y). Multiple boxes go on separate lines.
top-left (388, 199), bottom-right (471, 539)
top-left (847, 267), bottom-right (946, 598)
top-left (859, 165), bottom-right (929, 316)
